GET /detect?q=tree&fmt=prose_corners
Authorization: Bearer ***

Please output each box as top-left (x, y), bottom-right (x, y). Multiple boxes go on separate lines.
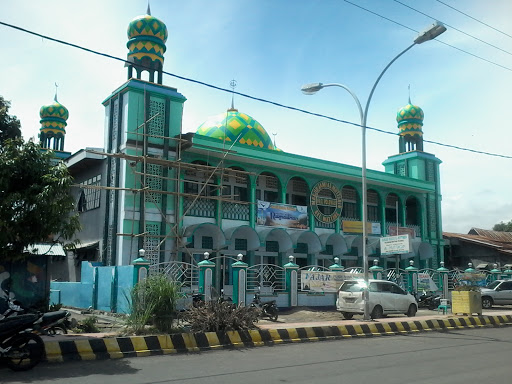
top-left (0, 96), bottom-right (22, 146)
top-left (493, 220), bottom-right (512, 232)
top-left (0, 138), bottom-right (81, 261)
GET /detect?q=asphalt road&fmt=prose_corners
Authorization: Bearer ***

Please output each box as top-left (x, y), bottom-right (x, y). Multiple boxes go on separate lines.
top-left (3, 326), bottom-right (512, 384)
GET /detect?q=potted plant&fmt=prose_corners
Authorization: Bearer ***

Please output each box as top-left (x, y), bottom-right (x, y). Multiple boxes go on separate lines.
top-left (451, 285), bottom-right (482, 315)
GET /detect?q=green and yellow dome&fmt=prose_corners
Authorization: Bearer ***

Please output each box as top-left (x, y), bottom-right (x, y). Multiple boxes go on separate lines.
top-left (127, 11), bottom-right (168, 65)
top-left (197, 109), bottom-right (276, 150)
top-left (397, 103), bottom-right (424, 137)
top-left (39, 98), bottom-right (69, 134)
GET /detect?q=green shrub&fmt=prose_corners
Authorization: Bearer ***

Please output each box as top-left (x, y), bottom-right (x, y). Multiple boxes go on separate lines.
top-left (182, 301), bottom-right (259, 333)
top-left (127, 274), bottom-right (182, 334)
top-left (74, 316), bottom-right (100, 333)
top-left (454, 284), bottom-right (481, 292)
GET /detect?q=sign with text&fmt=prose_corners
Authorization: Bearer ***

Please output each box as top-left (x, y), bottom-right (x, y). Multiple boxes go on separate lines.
top-left (388, 226), bottom-right (416, 238)
top-left (310, 181), bottom-right (343, 224)
top-left (380, 235), bottom-right (411, 255)
top-left (342, 220), bottom-right (381, 235)
top-left (256, 200), bottom-right (308, 229)
top-left (301, 271), bottom-right (364, 292)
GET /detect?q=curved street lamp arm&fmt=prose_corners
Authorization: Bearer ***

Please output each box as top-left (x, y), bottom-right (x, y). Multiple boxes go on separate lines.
top-left (313, 83), bottom-right (364, 127)
top-left (362, 42), bottom-right (416, 127)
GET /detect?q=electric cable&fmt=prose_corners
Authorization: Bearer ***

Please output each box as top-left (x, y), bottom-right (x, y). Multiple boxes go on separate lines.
top-left (435, 0), bottom-right (512, 39)
top-left (0, 20), bottom-right (510, 160)
top-left (393, 0), bottom-right (512, 56)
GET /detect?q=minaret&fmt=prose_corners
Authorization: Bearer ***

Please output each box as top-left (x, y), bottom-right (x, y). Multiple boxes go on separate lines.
top-left (39, 85), bottom-right (69, 153)
top-left (396, 98), bottom-right (424, 153)
top-left (102, 7), bottom-right (185, 267)
top-left (126, 4), bottom-right (168, 84)
top-left (382, 99), bottom-right (444, 269)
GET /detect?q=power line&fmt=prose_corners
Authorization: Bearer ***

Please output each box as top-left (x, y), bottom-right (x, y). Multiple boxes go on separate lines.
top-left (342, 0), bottom-right (512, 72)
top-left (0, 20), bottom-right (511, 160)
top-left (393, 0), bottom-right (512, 57)
top-left (435, 0), bottom-right (512, 39)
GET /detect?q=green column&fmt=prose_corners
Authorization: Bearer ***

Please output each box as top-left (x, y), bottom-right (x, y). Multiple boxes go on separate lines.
top-left (199, 252), bottom-right (216, 301)
top-left (249, 177), bottom-right (256, 229)
top-left (284, 256), bottom-right (299, 307)
top-left (405, 260), bottom-right (418, 294)
top-left (369, 259), bottom-right (383, 280)
top-left (132, 249), bottom-right (150, 285)
top-left (490, 264), bottom-right (501, 283)
top-left (232, 254), bottom-right (248, 306)
top-left (436, 261), bottom-right (449, 298)
top-left (330, 257), bottom-right (344, 306)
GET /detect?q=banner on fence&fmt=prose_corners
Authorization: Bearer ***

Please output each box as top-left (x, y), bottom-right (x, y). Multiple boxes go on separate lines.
top-left (417, 273), bottom-right (439, 292)
top-left (301, 271), bottom-right (364, 292)
top-left (256, 200), bottom-right (308, 229)
top-left (459, 272), bottom-right (487, 287)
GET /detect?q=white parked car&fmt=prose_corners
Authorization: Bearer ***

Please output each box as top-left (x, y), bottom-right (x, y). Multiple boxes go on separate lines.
top-left (336, 279), bottom-right (418, 319)
top-left (480, 280), bottom-right (512, 309)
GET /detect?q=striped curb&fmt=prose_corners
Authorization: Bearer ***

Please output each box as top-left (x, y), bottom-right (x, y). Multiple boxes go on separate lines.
top-left (44, 314), bottom-right (512, 363)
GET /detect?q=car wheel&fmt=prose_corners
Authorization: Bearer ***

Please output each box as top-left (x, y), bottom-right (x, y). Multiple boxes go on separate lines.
top-left (482, 296), bottom-right (493, 309)
top-left (406, 304), bottom-right (417, 317)
top-left (371, 305), bottom-right (383, 319)
top-left (342, 312), bottom-right (354, 320)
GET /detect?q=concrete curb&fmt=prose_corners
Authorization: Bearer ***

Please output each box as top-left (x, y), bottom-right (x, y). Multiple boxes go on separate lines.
top-left (44, 314), bottom-right (512, 363)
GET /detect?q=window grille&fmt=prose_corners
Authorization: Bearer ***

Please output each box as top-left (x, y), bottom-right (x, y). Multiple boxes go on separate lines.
top-left (295, 242), bottom-right (308, 254)
top-left (145, 163), bottom-right (162, 204)
top-left (266, 241), bottom-right (279, 252)
top-left (235, 238), bottom-right (247, 250)
top-left (202, 236), bottom-right (213, 249)
top-left (292, 179), bottom-right (307, 193)
top-left (342, 186), bottom-right (357, 201)
top-left (144, 223), bottom-right (161, 265)
top-left (147, 99), bottom-right (165, 137)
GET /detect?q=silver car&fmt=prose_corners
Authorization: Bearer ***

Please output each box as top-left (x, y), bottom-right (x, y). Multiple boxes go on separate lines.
top-left (336, 279), bottom-right (418, 319)
top-left (480, 280), bottom-right (512, 309)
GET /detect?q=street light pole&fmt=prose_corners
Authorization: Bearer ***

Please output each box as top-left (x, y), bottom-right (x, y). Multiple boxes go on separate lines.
top-left (301, 22), bottom-right (446, 321)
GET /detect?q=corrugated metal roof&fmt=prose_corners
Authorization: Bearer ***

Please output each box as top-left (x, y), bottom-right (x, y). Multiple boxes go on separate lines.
top-left (469, 228), bottom-right (512, 242)
top-left (443, 231), bottom-right (512, 255)
top-left (26, 243), bottom-right (66, 256)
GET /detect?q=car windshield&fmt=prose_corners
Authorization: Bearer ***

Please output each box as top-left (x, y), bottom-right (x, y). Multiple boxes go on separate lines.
top-left (340, 281), bottom-right (366, 292)
top-left (486, 281), bottom-right (501, 289)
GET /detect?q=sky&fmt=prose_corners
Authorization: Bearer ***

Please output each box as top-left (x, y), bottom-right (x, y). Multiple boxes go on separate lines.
top-left (1, 0), bottom-right (511, 234)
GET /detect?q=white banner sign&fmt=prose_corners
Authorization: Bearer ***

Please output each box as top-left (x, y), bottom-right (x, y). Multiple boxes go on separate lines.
top-left (380, 235), bottom-right (410, 255)
top-left (301, 271), bottom-right (364, 292)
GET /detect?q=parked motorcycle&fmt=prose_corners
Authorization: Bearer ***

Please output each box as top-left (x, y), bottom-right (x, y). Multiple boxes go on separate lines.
top-left (417, 291), bottom-right (441, 310)
top-left (0, 291), bottom-right (74, 335)
top-left (250, 290), bottom-right (278, 321)
top-left (0, 313), bottom-right (45, 371)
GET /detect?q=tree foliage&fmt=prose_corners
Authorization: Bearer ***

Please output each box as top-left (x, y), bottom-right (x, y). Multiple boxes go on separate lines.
top-left (0, 96), bottom-right (22, 146)
top-left (493, 220), bottom-right (512, 232)
top-left (0, 138), bottom-right (81, 261)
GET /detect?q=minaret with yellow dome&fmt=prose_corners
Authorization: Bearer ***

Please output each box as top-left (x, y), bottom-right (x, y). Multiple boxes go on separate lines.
top-left (39, 90), bottom-right (69, 153)
top-left (126, 4), bottom-right (168, 84)
top-left (396, 98), bottom-right (424, 153)
top-left (101, 6), bottom-right (186, 266)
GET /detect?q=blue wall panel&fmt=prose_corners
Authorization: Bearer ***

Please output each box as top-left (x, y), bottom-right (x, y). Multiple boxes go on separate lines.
top-left (96, 267), bottom-right (114, 311)
top-left (50, 281), bottom-right (93, 308)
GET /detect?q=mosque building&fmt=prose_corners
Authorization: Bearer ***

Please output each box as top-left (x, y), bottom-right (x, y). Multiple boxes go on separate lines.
top-left (62, 7), bottom-right (444, 296)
